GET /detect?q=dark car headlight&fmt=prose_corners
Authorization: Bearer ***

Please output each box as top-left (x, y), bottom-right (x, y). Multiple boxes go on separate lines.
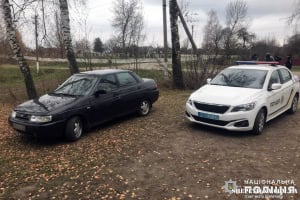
top-left (10, 111), bottom-right (17, 118)
top-left (30, 115), bottom-right (52, 123)
top-left (231, 102), bottom-right (256, 112)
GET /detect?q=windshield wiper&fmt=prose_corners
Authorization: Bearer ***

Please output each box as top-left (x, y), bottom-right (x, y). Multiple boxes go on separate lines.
top-left (51, 92), bottom-right (79, 97)
top-left (227, 85), bottom-right (242, 88)
top-left (210, 83), bottom-right (227, 86)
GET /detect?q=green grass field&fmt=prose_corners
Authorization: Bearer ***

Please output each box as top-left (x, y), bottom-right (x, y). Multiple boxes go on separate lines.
top-left (0, 64), bottom-right (70, 87)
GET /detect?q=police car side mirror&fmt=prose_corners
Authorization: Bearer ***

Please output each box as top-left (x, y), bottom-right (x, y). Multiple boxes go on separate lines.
top-left (271, 83), bottom-right (282, 91)
top-left (207, 78), bottom-right (212, 84)
top-left (293, 75), bottom-right (299, 82)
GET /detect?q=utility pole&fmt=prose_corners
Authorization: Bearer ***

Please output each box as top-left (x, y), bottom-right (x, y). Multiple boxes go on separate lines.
top-left (162, 0), bottom-right (169, 79)
top-left (176, 3), bottom-right (198, 54)
top-left (163, 0), bottom-right (168, 62)
top-left (187, 12), bottom-right (198, 55)
top-left (33, 14), bottom-right (39, 74)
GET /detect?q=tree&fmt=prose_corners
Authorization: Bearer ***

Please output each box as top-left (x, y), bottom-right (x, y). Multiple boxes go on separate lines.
top-left (169, 0), bottom-right (184, 89)
top-left (59, 0), bottom-right (79, 74)
top-left (93, 37), bottom-right (103, 53)
top-left (129, 9), bottom-right (145, 50)
top-left (202, 10), bottom-right (223, 55)
top-left (284, 34), bottom-right (300, 57)
top-left (75, 38), bottom-right (91, 53)
top-left (75, 38), bottom-right (91, 70)
top-left (237, 27), bottom-right (255, 49)
top-left (251, 37), bottom-right (281, 60)
top-left (288, 0), bottom-right (300, 31)
top-left (224, 0), bottom-right (248, 58)
top-left (112, 0), bottom-right (144, 57)
top-left (1, 0), bottom-right (37, 99)
top-left (52, 11), bottom-right (65, 58)
top-left (0, 14), bottom-right (10, 57)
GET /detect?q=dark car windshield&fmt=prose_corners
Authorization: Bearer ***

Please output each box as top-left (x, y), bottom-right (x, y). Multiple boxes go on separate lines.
top-left (54, 75), bottom-right (97, 96)
top-left (211, 68), bottom-right (267, 89)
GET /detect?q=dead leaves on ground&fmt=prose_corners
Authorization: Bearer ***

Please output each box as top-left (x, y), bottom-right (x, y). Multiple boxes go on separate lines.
top-left (0, 101), bottom-right (168, 199)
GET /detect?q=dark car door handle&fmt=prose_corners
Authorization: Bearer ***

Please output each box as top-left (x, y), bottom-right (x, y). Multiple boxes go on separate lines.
top-left (113, 94), bottom-right (121, 100)
top-left (113, 92), bottom-right (120, 96)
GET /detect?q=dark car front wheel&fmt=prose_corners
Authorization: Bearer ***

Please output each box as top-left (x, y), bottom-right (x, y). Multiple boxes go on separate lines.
top-left (138, 100), bottom-right (151, 116)
top-left (65, 116), bottom-right (83, 141)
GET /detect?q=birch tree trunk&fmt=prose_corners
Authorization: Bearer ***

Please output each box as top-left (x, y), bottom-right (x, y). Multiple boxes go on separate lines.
top-left (169, 0), bottom-right (184, 89)
top-left (59, 0), bottom-right (79, 74)
top-left (2, 0), bottom-right (37, 99)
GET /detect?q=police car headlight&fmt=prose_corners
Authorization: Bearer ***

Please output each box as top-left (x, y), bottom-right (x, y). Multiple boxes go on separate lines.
top-left (231, 102), bottom-right (256, 112)
top-left (30, 115), bottom-right (52, 123)
top-left (187, 99), bottom-right (193, 106)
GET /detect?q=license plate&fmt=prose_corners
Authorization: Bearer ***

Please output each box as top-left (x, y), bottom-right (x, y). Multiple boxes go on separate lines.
top-left (198, 112), bottom-right (219, 120)
top-left (12, 123), bottom-right (26, 132)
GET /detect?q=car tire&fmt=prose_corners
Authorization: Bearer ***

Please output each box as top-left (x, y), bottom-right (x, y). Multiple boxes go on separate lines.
top-left (252, 109), bottom-right (266, 135)
top-left (138, 100), bottom-right (151, 116)
top-left (65, 116), bottom-right (83, 141)
top-left (288, 95), bottom-right (298, 114)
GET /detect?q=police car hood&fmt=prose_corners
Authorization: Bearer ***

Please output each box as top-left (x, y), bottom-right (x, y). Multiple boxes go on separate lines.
top-left (191, 85), bottom-right (262, 106)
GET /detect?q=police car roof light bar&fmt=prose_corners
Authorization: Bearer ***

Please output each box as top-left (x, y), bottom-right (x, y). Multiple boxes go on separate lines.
top-left (235, 61), bottom-right (279, 65)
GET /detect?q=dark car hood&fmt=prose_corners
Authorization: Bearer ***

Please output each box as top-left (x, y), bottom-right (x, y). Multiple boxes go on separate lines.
top-left (15, 93), bottom-right (77, 114)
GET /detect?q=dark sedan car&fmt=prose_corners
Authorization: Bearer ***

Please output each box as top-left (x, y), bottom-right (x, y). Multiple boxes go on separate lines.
top-left (8, 69), bottom-right (159, 141)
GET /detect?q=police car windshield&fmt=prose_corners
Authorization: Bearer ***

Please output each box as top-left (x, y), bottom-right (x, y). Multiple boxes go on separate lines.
top-left (211, 68), bottom-right (268, 89)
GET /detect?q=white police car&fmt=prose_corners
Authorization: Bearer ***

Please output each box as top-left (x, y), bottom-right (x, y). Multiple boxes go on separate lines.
top-left (185, 61), bottom-right (300, 134)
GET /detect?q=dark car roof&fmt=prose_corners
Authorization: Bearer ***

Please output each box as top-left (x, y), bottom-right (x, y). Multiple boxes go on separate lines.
top-left (80, 69), bottom-right (129, 76)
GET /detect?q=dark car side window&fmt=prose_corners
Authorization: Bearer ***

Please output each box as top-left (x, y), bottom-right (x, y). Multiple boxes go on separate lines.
top-left (116, 72), bottom-right (138, 87)
top-left (97, 74), bottom-right (118, 92)
top-left (279, 68), bottom-right (292, 84)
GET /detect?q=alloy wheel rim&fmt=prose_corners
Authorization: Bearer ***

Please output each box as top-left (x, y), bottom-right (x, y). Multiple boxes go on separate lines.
top-left (258, 113), bottom-right (265, 132)
top-left (140, 101), bottom-right (149, 115)
top-left (292, 97), bottom-right (298, 112)
top-left (74, 121), bottom-right (82, 138)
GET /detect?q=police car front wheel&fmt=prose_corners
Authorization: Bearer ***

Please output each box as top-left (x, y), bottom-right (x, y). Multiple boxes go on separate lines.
top-left (252, 109), bottom-right (266, 135)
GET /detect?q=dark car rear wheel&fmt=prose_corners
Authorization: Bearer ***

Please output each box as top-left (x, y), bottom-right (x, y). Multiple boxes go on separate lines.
top-left (138, 100), bottom-right (151, 116)
top-left (288, 95), bottom-right (298, 114)
top-left (65, 116), bottom-right (83, 141)
top-left (252, 109), bottom-right (266, 135)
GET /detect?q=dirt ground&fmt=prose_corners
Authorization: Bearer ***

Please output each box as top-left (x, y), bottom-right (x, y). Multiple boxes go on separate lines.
top-left (0, 89), bottom-right (299, 200)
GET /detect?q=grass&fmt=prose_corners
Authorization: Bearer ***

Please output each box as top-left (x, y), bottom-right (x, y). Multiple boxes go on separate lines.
top-left (133, 69), bottom-right (165, 83)
top-left (291, 66), bottom-right (300, 72)
top-left (0, 64), bottom-right (70, 87)
top-left (0, 64), bottom-right (70, 102)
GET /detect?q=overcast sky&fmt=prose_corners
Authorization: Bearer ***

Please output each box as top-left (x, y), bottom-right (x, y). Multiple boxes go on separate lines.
top-left (82, 0), bottom-right (297, 47)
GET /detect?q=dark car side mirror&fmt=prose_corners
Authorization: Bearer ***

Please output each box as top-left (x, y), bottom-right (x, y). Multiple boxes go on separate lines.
top-left (94, 89), bottom-right (107, 97)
